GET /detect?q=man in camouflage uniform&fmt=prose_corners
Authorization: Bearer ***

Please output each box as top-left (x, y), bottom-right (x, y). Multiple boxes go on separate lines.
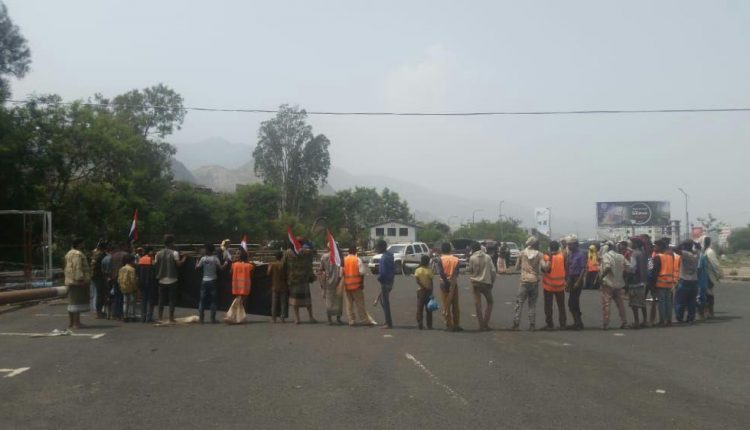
top-left (284, 240), bottom-right (318, 324)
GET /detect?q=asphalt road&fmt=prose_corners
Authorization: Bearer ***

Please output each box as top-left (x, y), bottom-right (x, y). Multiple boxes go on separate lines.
top-left (1, 274), bottom-right (748, 430)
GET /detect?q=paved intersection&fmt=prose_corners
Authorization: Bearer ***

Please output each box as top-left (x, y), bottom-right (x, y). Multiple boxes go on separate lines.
top-left (1, 275), bottom-right (748, 429)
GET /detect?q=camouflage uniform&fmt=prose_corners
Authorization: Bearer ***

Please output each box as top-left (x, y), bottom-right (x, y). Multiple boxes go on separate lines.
top-left (284, 249), bottom-right (315, 307)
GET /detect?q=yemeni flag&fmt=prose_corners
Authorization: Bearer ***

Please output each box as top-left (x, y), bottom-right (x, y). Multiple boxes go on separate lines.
top-left (240, 234), bottom-right (248, 252)
top-left (327, 230), bottom-right (342, 266)
top-left (287, 226), bottom-right (302, 255)
top-left (128, 209), bottom-right (139, 243)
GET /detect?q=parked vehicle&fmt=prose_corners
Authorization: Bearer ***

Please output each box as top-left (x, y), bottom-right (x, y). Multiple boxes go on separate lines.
top-left (500, 241), bottom-right (520, 265)
top-left (368, 242), bottom-right (430, 275)
top-left (449, 239), bottom-right (479, 268)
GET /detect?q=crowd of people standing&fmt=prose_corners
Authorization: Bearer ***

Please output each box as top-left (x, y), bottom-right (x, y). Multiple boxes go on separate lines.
top-left (509, 234), bottom-right (723, 331)
top-left (63, 232), bottom-right (723, 332)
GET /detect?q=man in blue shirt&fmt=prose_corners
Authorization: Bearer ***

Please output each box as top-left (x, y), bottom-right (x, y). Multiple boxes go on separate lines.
top-left (376, 240), bottom-right (395, 329)
top-left (565, 236), bottom-right (587, 330)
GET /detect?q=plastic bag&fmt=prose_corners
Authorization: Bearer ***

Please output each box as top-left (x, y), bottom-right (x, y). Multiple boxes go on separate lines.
top-left (223, 297), bottom-right (247, 324)
top-left (427, 295), bottom-right (439, 312)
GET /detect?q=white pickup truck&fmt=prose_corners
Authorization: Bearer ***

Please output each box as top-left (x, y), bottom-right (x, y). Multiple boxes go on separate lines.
top-left (368, 242), bottom-right (430, 275)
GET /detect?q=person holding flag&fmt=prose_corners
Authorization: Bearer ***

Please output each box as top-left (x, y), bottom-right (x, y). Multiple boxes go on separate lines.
top-left (284, 230), bottom-right (318, 324)
top-left (318, 230), bottom-right (344, 325)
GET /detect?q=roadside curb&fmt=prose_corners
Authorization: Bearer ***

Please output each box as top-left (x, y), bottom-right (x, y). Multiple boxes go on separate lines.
top-left (724, 277), bottom-right (750, 282)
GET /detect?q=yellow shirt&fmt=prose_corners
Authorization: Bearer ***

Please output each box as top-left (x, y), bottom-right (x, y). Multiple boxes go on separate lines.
top-left (64, 249), bottom-right (91, 286)
top-left (414, 266), bottom-right (434, 290)
top-left (118, 265), bottom-right (138, 294)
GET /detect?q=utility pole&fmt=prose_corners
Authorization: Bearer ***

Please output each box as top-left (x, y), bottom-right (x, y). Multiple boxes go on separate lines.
top-left (472, 209), bottom-right (484, 225)
top-left (678, 188), bottom-right (689, 241)
top-left (498, 201), bottom-right (505, 242)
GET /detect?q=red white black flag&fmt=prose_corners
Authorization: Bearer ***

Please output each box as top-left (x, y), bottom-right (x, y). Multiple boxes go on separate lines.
top-left (287, 226), bottom-right (302, 255)
top-left (128, 209), bottom-right (138, 243)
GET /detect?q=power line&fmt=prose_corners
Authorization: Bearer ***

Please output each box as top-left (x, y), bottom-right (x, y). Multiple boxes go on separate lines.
top-left (5, 99), bottom-right (750, 116)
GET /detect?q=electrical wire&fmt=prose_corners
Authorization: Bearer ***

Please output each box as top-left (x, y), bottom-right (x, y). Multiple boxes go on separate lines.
top-left (5, 99), bottom-right (750, 116)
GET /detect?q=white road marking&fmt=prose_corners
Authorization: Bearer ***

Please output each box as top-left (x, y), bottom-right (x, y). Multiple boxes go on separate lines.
top-left (383, 334), bottom-right (393, 338)
top-left (0, 367), bottom-right (30, 378)
top-left (405, 353), bottom-right (469, 406)
top-left (0, 331), bottom-right (106, 339)
top-left (613, 333), bottom-right (626, 337)
top-left (655, 389), bottom-right (666, 394)
top-left (538, 339), bottom-right (572, 347)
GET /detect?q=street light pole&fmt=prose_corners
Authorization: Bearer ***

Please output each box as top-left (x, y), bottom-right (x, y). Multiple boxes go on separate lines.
top-left (472, 209), bottom-right (484, 225)
top-left (498, 201), bottom-right (505, 242)
top-left (678, 188), bottom-right (689, 241)
top-left (546, 207), bottom-right (552, 239)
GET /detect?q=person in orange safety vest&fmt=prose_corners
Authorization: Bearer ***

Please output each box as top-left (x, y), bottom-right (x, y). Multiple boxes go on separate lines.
top-left (541, 241), bottom-right (567, 330)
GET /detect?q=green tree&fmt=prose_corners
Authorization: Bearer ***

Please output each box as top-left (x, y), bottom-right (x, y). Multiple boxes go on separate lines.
top-left (697, 213), bottom-right (726, 235)
top-left (253, 105), bottom-right (331, 218)
top-left (2, 89), bottom-right (181, 246)
top-left (0, 3), bottom-right (31, 100)
top-left (315, 187), bottom-right (413, 247)
top-left (728, 225), bottom-right (750, 252)
top-left (452, 218), bottom-right (527, 245)
top-left (417, 221), bottom-right (451, 247)
top-left (104, 83), bottom-right (185, 139)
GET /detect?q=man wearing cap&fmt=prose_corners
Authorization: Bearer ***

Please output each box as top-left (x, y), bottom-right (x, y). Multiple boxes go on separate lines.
top-left (599, 241), bottom-right (630, 330)
top-left (468, 242), bottom-right (496, 330)
top-left (565, 235), bottom-right (587, 330)
top-left (673, 240), bottom-right (699, 324)
top-left (511, 236), bottom-right (543, 331)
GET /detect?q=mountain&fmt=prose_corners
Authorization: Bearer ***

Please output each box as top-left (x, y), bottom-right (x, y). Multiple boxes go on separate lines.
top-left (169, 158), bottom-right (197, 183)
top-left (192, 161), bottom-right (259, 193)
top-left (172, 138), bottom-right (253, 170)
top-left (170, 138), bottom-right (580, 235)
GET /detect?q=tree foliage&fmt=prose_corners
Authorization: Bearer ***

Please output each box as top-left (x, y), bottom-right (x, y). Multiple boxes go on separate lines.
top-left (452, 219), bottom-right (528, 245)
top-left (0, 84), bottom-right (183, 246)
top-left (416, 221), bottom-right (451, 246)
top-left (0, 3), bottom-right (31, 100)
top-left (253, 105), bottom-right (331, 218)
top-left (697, 213), bottom-right (726, 235)
top-left (314, 187), bottom-right (413, 247)
top-left (728, 225), bottom-right (750, 252)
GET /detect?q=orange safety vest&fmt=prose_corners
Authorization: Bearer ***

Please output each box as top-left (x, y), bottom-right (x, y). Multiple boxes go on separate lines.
top-left (343, 255), bottom-right (363, 291)
top-left (138, 255), bottom-right (153, 266)
top-left (441, 255), bottom-right (459, 279)
top-left (655, 253), bottom-right (675, 289)
top-left (232, 261), bottom-right (253, 296)
top-left (587, 257), bottom-right (599, 273)
top-left (673, 254), bottom-right (681, 281)
top-left (543, 253), bottom-right (566, 292)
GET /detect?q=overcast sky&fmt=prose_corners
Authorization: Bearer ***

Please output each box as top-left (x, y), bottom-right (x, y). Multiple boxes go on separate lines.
top-left (6, 0), bottom-right (750, 234)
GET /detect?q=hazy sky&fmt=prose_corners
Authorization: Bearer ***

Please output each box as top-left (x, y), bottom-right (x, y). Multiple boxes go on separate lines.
top-left (6, 0), bottom-right (750, 234)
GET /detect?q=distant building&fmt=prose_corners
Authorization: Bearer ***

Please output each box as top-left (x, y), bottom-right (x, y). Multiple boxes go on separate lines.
top-left (369, 220), bottom-right (418, 245)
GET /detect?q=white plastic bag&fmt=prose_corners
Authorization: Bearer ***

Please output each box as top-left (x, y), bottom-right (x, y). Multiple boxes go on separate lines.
top-left (223, 297), bottom-right (247, 324)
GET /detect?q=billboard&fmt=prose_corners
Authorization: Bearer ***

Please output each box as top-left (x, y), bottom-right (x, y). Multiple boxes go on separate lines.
top-left (534, 207), bottom-right (551, 236)
top-left (596, 201), bottom-right (670, 227)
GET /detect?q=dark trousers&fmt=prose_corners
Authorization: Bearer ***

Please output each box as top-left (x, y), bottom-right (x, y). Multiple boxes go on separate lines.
top-left (198, 280), bottom-right (218, 322)
top-left (584, 271), bottom-right (599, 289)
top-left (93, 277), bottom-right (107, 315)
top-left (675, 280), bottom-right (698, 322)
top-left (158, 282), bottom-right (178, 319)
top-left (416, 289), bottom-right (433, 328)
top-left (272, 291), bottom-right (289, 318)
top-left (567, 275), bottom-right (583, 317)
top-left (109, 280), bottom-right (123, 319)
top-left (544, 290), bottom-right (566, 328)
top-left (380, 282), bottom-right (393, 327)
top-left (140, 283), bottom-right (157, 322)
